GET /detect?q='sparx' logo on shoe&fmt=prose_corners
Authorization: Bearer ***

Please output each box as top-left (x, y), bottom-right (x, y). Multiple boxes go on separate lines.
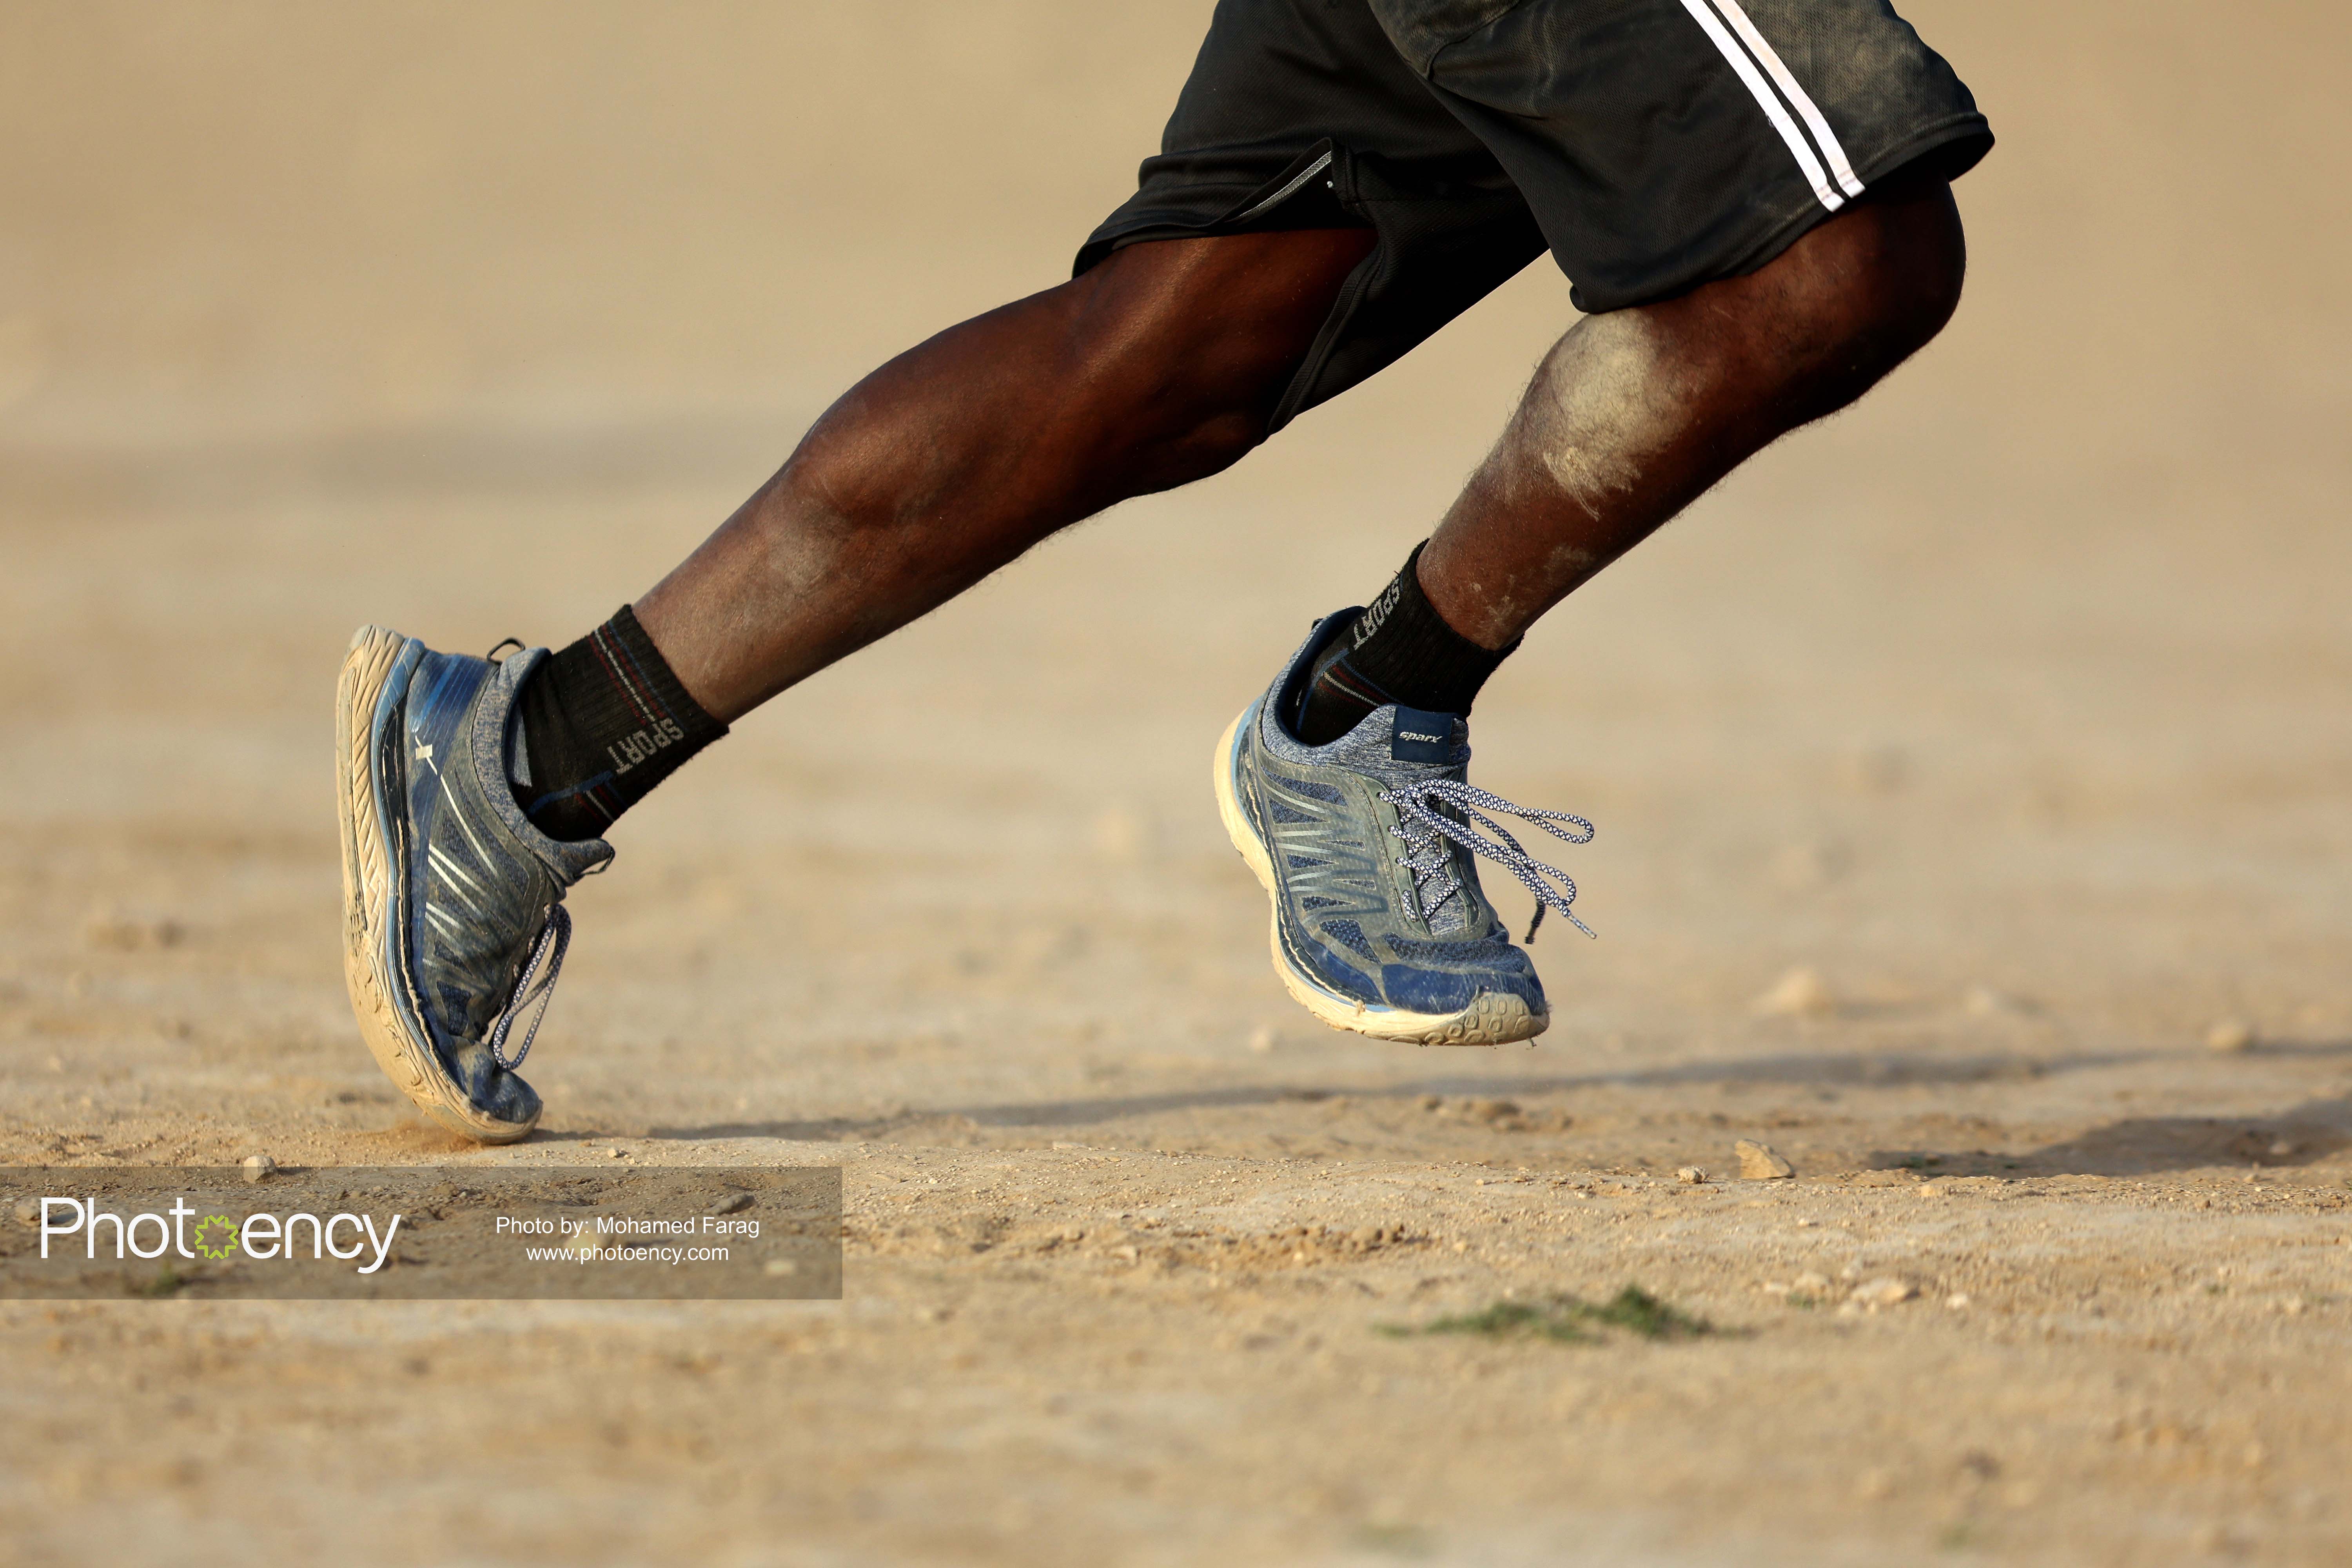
top-left (1390, 707), bottom-right (1456, 764)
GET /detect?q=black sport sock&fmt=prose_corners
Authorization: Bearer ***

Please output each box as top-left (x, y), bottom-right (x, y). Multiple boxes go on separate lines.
top-left (507, 604), bottom-right (726, 842)
top-left (1293, 541), bottom-right (1519, 745)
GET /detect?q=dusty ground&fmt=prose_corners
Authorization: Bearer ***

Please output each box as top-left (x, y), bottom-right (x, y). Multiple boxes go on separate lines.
top-left (2, 3), bottom-right (2350, 1564)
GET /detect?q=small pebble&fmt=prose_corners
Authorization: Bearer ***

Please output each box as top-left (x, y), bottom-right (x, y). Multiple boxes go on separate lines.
top-left (82, 912), bottom-right (185, 952)
top-left (14, 1199), bottom-right (40, 1228)
top-left (1753, 965), bottom-right (1835, 1018)
top-left (1735, 1139), bottom-right (1795, 1180)
top-left (708, 1192), bottom-right (753, 1216)
top-left (1676, 1166), bottom-right (1707, 1185)
top-left (1247, 1025), bottom-right (1276, 1054)
top-left (2205, 1019), bottom-right (2256, 1053)
top-left (2268, 1138), bottom-right (2297, 1158)
top-left (1849, 1277), bottom-right (1918, 1308)
top-left (1945, 1293), bottom-right (1971, 1310)
top-left (608, 1148), bottom-right (626, 1159)
top-left (1961, 984), bottom-right (2021, 1018)
top-left (241, 1154), bottom-right (276, 1184)
top-left (1350, 1226), bottom-right (1379, 1244)
top-left (1793, 1270), bottom-right (1832, 1294)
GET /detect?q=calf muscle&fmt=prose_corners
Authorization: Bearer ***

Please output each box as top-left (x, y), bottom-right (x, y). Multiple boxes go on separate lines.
top-left (1421, 180), bottom-right (1967, 650)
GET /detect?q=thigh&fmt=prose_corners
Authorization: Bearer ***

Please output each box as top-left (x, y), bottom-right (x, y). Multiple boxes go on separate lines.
top-left (1078, 0), bottom-right (1551, 433)
top-left (1397, 0), bottom-right (1994, 312)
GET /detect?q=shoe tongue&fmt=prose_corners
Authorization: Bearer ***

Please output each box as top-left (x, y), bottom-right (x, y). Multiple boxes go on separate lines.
top-left (1389, 706), bottom-right (1461, 764)
top-left (1299, 703), bottom-right (1476, 935)
top-left (1379, 706), bottom-right (1477, 935)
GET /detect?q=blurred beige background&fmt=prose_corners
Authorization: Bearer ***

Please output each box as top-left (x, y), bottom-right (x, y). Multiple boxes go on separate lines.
top-left (3, 4), bottom-right (2350, 1565)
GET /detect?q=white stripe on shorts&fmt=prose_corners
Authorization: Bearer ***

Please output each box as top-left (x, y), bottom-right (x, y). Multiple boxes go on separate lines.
top-left (1706, 0), bottom-right (1867, 199)
top-left (1673, 0), bottom-right (1843, 212)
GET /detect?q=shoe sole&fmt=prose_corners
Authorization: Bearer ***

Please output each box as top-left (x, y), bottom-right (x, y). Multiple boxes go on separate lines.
top-left (336, 626), bottom-right (539, 1143)
top-left (1213, 703), bottom-right (1546, 1047)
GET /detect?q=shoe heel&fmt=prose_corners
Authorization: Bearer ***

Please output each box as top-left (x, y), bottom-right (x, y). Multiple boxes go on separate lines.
top-left (1212, 705), bottom-right (1276, 896)
top-left (335, 629), bottom-right (436, 1103)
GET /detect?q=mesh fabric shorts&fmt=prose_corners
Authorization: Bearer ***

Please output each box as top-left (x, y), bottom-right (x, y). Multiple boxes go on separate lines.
top-left (1078, 0), bottom-right (1992, 430)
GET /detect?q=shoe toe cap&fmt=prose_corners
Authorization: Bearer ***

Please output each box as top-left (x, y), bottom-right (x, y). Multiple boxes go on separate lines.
top-left (446, 1040), bottom-right (543, 1130)
top-left (1379, 960), bottom-right (1544, 1017)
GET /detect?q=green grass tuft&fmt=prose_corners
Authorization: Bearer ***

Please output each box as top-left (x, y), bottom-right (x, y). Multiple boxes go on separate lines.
top-left (1579, 1285), bottom-right (1712, 1338)
top-left (1414, 1301), bottom-right (1595, 1343)
top-left (1380, 1285), bottom-right (1714, 1344)
top-left (125, 1265), bottom-right (186, 1299)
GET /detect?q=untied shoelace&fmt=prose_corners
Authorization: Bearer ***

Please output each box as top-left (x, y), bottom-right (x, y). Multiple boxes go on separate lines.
top-left (1382, 777), bottom-right (1595, 942)
top-left (485, 904), bottom-right (571, 1071)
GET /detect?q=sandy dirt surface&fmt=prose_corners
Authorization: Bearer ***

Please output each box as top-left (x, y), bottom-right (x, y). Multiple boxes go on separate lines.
top-left (3, 3), bottom-right (2350, 1563)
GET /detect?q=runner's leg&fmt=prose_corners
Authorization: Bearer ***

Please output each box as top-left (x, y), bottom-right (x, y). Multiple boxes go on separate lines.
top-left (1417, 175), bottom-right (1965, 650)
top-left (636, 227), bottom-right (1376, 723)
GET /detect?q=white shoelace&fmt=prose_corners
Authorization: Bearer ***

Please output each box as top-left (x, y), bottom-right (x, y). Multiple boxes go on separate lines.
top-left (1383, 778), bottom-right (1595, 942)
top-left (485, 904), bottom-right (571, 1071)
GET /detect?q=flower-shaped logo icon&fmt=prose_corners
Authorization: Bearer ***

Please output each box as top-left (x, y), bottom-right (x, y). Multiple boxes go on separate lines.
top-left (193, 1215), bottom-right (240, 1260)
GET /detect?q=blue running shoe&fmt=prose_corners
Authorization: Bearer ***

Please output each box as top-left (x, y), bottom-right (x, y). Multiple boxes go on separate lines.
top-left (335, 626), bottom-right (612, 1142)
top-left (1214, 612), bottom-right (1595, 1046)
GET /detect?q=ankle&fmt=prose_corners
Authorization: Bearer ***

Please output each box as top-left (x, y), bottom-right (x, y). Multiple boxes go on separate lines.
top-left (1293, 542), bottom-right (1517, 745)
top-left (508, 605), bottom-right (726, 841)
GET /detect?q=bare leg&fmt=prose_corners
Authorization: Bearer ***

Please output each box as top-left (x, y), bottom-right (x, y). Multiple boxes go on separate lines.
top-left (1418, 176), bottom-right (1970, 649)
top-left (637, 229), bottom-right (1376, 722)
top-left (638, 178), bottom-right (1961, 720)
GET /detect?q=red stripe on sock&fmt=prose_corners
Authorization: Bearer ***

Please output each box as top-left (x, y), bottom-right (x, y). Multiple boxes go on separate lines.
top-left (590, 625), bottom-right (663, 728)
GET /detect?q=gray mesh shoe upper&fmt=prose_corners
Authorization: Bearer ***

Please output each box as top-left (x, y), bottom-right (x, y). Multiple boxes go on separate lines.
top-left (1231, 612), bottom-right (1593, 1022)
top-left (380, 643), bottom-right (610, 1126)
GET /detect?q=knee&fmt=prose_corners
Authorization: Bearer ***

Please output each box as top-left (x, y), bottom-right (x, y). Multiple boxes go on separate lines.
top-left (1782, 177), bottom-right (1968, 394)
top-left (1857, 178), bottom-right (1968, 358)
top-left (1065, 229), bottom-right (1375, 490)
top-left (1127, 394), bottom-right (1276, 490)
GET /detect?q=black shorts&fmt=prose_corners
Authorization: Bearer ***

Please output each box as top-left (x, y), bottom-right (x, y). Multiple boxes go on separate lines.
top-left (1078, 0), bottom-right (1992, 431)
